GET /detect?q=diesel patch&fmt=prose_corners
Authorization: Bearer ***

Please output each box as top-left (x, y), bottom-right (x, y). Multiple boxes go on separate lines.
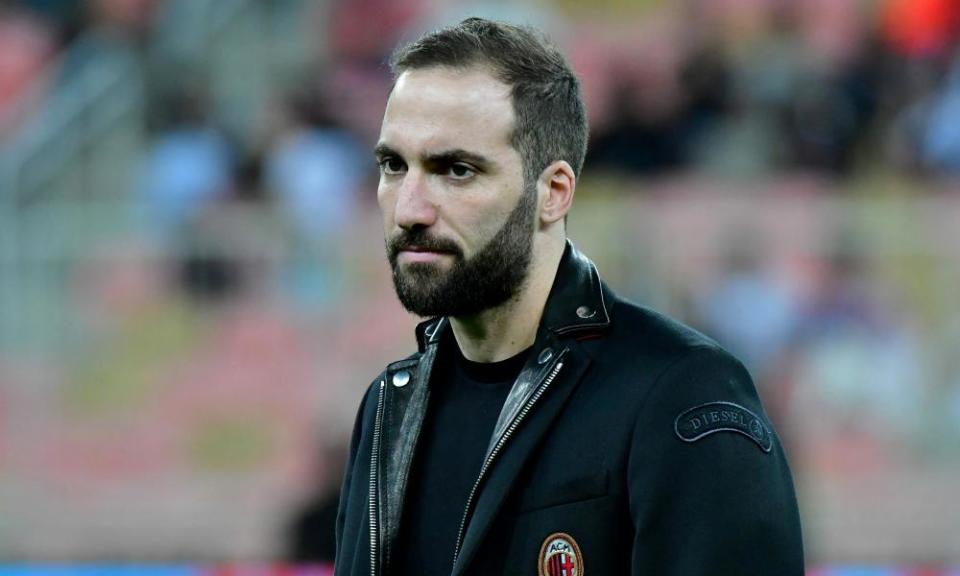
top-left (674, 401), bottom-right (772, 453)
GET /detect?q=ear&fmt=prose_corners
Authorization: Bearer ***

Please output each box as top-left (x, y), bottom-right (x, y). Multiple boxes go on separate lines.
top-left (538, 160), bottom-right (576, 226)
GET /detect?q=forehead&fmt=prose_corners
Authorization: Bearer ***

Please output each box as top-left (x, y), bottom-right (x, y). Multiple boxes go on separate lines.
top-left (379, 66), bottom-right (516, 156)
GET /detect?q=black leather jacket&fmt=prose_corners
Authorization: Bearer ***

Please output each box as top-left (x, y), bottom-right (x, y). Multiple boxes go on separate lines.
top-left (335, 241), bottom-right (804, 575)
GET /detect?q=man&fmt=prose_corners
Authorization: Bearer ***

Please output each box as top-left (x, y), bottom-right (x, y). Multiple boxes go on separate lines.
top-left (335, 17), bottom-right (804, 576)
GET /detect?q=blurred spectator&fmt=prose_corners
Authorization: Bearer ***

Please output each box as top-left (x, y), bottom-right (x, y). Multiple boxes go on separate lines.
top-left (782, 74), bottom-right (863, 175)
top-left (89, 0), bottom-right (157, 37)
top-left (787, 242), bottom-right (926, 473)
top-left (588, 77), bottom-right (686, 175)
top-left (881, 0), bottom-right (960, 59)
top-left (140, 85), bottom-right (235, 245)
top-left (696, 229), bottom-right (800, 381)
top-left (785, 1), bottom-right (883, 176)
top-left (917, 58), bottom-right (960, 172)
top-left (285, 440), bottom-right (347, 565)
top-left (176, 155), bottom-right (285, 304)
top-left (325, 0), bottom-right (424, 64)
top-left (587, 23), bottom-right (691, 176)
top-left (0, 2), bottom-right (57, 134)
top-left (265, 86), bottom-right (366, 241)
top-left (16, 0), bottom-right (84, 43)
top-left (264, 85), bottom-right (367, 308)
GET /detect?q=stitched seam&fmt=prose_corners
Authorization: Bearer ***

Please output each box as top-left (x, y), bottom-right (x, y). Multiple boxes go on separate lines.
top-left (386, 357), bottom-right (419, 372)
top-left (516, 492), bottom-right (618, 517)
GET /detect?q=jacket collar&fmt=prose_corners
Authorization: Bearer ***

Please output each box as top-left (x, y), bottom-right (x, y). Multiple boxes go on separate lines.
top-left (414, 239), bottom-right (611, 352)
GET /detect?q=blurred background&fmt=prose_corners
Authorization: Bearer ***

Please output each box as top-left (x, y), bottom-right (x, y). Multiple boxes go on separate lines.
top-left (1, 0), bottom-right (959, 572)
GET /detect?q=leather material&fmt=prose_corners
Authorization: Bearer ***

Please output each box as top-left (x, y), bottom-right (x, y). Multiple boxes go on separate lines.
top-left (539, 240), bottom-right (610, 336)
top-left (380, 340), bottom-right (439, 566)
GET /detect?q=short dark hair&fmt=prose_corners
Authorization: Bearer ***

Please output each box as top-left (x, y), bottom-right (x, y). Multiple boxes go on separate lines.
top-left (390, 18), bottom-right (588, 184)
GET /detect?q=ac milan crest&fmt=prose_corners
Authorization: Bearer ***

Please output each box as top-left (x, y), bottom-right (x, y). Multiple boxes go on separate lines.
top-left (538, 532), bottom-right (583, 576)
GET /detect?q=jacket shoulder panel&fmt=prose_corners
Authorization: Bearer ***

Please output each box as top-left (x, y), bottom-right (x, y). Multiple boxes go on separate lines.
top-left (625, 344), bottom-right (804, 573)
top-left (586, 294), bottom-right (727, 393)
top-left (607, 295), bottom-right (721, 356)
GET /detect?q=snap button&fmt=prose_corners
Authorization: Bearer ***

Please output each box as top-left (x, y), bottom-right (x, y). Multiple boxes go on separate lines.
top-left (576, 305), bottom-right (596, 319)
top-left (537, 348), bottom-right (554, 365)
top-left (392, 370), bottom-right (411, 388)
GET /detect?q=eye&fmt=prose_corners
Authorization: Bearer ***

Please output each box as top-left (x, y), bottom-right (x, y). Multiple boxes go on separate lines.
top-left (448, 163), bottom-right (476, 180)
top-left (379, 157), bottom-right (407, 175)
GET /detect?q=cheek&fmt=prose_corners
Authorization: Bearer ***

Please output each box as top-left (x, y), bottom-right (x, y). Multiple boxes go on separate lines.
top-left (377, 183), bottom-right (396, 229)
top-left (448, 201), bottom-right (511, 254)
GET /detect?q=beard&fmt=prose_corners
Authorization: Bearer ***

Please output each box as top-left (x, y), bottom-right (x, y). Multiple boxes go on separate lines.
top-left (386, 182), bottom-right (537, 318)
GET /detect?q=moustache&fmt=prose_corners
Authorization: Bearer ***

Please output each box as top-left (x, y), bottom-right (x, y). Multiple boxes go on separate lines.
top-left (387, 230), bottom-right (463, 262)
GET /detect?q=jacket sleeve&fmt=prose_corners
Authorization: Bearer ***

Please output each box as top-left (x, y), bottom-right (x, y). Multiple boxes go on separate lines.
top-left (334, 382), bottom-right (372, 569)
top-left (627, 345), bottom-right (805, 575)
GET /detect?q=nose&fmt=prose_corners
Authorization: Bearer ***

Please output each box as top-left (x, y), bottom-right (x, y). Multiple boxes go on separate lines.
top-left (393, 171), bottom-right (438, 230)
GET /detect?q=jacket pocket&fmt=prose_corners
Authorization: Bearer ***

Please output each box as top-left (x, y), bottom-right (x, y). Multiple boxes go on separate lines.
top-left (516, 469), bottom-right (609, 514)
top-left (502, 493), bottom-right (630, 575)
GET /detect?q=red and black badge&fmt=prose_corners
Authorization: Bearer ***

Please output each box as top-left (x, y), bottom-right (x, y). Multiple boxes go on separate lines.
top-left (538, 532), bottom-right (583, 576)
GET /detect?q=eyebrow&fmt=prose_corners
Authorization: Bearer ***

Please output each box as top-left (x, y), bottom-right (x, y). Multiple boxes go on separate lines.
top-left (374, 143), bottom-right (398, 161)
top-left (374, 143), bottom-right (494, 170)
top-left (424, 149), bottom-right (493, 169)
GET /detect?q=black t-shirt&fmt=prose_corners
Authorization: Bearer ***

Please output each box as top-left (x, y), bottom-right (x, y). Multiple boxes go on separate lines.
top-left (391, 334), bottom-right (530, 575)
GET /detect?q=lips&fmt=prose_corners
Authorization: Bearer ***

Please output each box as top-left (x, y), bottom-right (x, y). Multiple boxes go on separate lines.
top-left (398, 247), bottom-right (453, 263)
top-left (388, 231), bottom-right (462, 265)
top-left (401, 244), bottom-right (456, 252)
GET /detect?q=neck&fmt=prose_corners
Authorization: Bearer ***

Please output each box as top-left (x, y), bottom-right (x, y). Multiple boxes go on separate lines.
top-left (449, 239), bottom-right (564, 362)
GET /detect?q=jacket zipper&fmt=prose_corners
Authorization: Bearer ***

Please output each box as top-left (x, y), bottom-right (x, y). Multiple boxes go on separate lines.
top-left (368, 379), bottom-right (386, 576)
top-left (451, 353), bottom-right (567, 566)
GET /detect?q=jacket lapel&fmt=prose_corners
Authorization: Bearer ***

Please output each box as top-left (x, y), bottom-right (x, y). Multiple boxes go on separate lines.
top-left (452, 338), bottom-right (592, 576)
top-left (379, 317), bottom-right (446, 565)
